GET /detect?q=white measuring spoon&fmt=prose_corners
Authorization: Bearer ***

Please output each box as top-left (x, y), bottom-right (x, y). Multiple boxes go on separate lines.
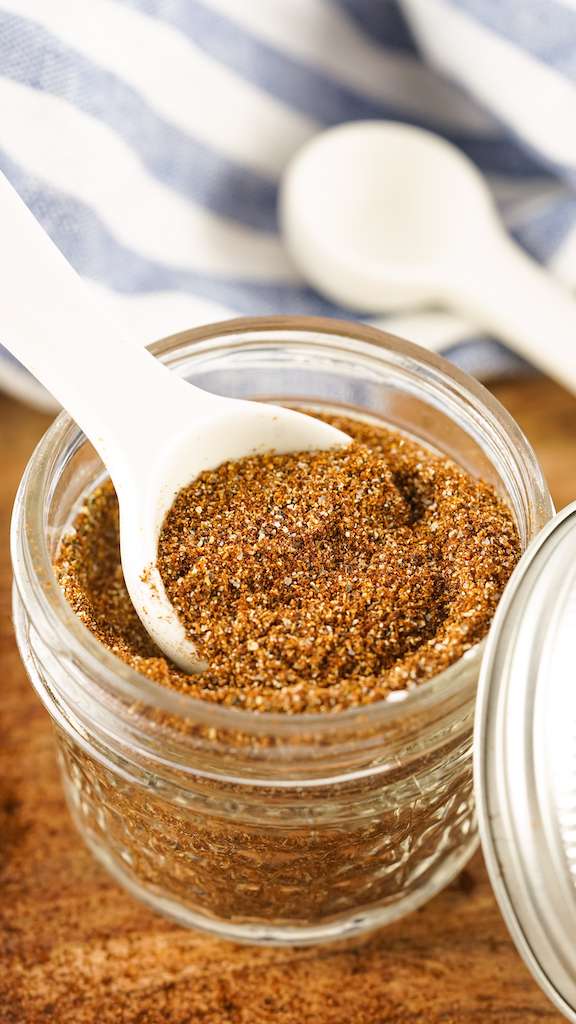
top-left (1, 172), bottom-right (349, 672)
top-left (281, 121), bottom-right (576, 391)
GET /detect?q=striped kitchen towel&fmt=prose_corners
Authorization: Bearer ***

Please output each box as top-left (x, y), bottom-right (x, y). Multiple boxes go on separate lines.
top-left (0, 0), bottom-right (574, 408)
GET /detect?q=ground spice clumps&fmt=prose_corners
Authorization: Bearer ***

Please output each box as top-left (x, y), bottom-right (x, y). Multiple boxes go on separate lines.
top-left (55, 414), bottom-right (520, 712)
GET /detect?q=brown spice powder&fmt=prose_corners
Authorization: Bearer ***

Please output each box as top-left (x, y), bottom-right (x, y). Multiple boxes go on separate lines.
top-left (55, 413), bottom-right (520, 712)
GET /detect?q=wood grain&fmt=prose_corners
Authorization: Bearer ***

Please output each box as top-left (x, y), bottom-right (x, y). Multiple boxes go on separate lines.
top-left (1, 374), bottom-right (574, 1024)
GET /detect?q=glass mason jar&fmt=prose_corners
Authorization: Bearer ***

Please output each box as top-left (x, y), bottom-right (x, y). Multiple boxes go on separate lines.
top-left (11, 317), bottom-right (553, 946)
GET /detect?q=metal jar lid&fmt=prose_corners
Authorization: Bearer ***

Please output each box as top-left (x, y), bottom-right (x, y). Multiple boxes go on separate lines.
top-left (475, 501), bottom-right (576, 1022)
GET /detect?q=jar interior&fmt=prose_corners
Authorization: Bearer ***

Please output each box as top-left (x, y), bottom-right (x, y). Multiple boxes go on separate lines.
top-left (177, 337), bottom-right (508, 487)
top-left (45, 329), bottom-right (537, 573)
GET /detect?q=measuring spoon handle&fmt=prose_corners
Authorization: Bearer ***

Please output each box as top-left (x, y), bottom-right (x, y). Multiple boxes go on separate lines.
top-left (454, 233), bottom-right (576, 394)
top-left (0, 172), bottom-right (215, 487)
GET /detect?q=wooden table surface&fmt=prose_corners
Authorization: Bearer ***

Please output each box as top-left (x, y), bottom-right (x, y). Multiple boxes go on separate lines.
top-left (2, 375), bottom-right (575, 1024)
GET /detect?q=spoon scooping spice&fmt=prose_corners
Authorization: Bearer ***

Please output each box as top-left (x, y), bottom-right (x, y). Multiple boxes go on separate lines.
top-left (0, 172), bottom-right (349, 671)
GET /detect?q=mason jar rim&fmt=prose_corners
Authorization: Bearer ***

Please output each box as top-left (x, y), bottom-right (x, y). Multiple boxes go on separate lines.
top-left (12, 315), bottom-right (553, 738)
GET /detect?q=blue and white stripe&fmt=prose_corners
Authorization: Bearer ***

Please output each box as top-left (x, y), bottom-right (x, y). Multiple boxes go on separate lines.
top-left (0, 0), bottom-right (574, 408)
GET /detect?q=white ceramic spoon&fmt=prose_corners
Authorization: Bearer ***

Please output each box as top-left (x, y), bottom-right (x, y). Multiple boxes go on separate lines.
top-left (281, 121), bottom-right (576, 392)
top-left (0, 172), bottom-right (349, 671)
